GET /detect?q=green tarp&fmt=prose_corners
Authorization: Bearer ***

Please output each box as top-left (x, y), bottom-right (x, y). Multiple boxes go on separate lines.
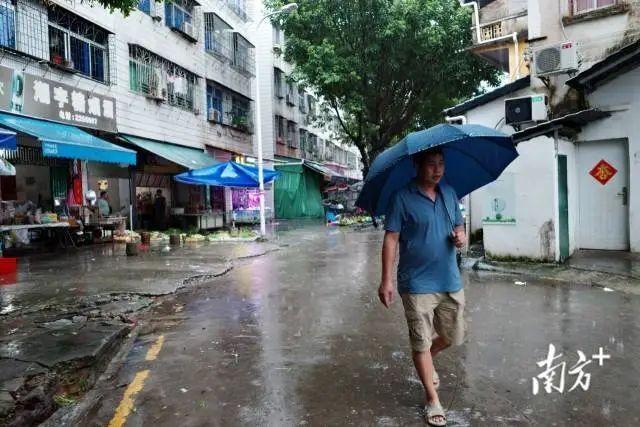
top-left (274, 163), bottom-right (324, 219)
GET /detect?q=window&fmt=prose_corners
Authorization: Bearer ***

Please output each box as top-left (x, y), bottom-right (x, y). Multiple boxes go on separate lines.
top-left (287, 121), bottom-right (297, 147)
top-left (230, 95), bottom-right (251, 132)
top-left (138, 0), bottom-right (152, 15)
top-left (204, 13), bottom-right (232, 60)
top-left (307, 95), bottom-right (317, 117)
top-left (275, 115), bottom-right (285, 143)
top-left (165, 0), bottom-right (197, 41)
top-left (233, 33), bottom-right (255, 76)
top-left (273, 25), bottom-right (284, 45)
top-left (573, 0), bottom-right (616, 14)
top-left (299, 129), bottom-right (308, 152)
top-left (226, 0), bottom-right (247, 21)
top-left (207, 85), bottom-right (223, 117)
top-left (48, 8), bottom-right (110, 83)
top-left (0, 1), bottom-right (15, 49)
top-left (274, 68), bottom-right (284, 99)
top-left (129, 44), bottom-right (198, 112)
top-left (298, 88), bottom-right (306, 113)
top-left (286, 80), bottom-right (295, 105)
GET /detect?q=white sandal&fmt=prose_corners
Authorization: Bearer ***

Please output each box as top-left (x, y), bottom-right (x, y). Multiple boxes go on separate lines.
top-left (425, 402), bottom-right (447, 426)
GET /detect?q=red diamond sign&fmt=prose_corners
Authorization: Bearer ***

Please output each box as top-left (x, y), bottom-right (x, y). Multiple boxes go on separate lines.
top-left (589, 159), bottom-right (617, 186)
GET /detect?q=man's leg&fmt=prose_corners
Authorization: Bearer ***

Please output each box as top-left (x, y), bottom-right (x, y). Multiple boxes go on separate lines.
top-left (400, 293), bottom-right (444, 413)
top-left (412, 350), bottom-right (441, 406)
top-left (430, 335), bottom-right (450, 358)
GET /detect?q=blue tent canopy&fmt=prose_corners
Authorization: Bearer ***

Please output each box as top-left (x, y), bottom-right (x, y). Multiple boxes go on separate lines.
top-left (0, 129), bottom-right (17, 150)
top-left (175, 161), bottom-right (279, 188)
top-left (0, 113), bottom-right (136, 165)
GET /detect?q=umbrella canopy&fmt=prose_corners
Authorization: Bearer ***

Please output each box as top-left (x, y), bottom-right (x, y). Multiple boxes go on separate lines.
top-left (356, 124), bottom-right (518, 216)
top-left (174, 161), bottom-right (279, 188)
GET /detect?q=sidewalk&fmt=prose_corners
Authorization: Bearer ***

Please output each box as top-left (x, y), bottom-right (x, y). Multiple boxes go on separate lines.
top-left (471, 249), bottom-right (640, 295)
top-left (0, 239), bottom-right (281, 426)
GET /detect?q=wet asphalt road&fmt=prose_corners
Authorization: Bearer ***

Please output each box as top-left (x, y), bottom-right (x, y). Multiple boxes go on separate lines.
top-left (88, 228), bottom-right (640, 426)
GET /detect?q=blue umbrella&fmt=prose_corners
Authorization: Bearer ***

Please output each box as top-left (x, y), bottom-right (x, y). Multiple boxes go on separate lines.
top-left (174, 161), bottom-right (280, 188)
top-left (356, 124), bottom-right (517, 216)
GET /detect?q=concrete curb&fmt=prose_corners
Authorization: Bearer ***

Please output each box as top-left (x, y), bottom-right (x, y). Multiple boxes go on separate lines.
top-left (470, 259), bottom-right (640, 295)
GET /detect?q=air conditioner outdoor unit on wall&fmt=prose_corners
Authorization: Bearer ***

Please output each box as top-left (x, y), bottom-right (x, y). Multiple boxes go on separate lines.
top-left (505, 95), bottom-right (548, 125)
top-left (208, 108), bottom-right (222, 123)
top-left (533, 41), bottom-right (578, 77)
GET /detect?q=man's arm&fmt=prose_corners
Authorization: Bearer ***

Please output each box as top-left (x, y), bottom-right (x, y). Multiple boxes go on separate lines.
top-left (379, 231), bottom-right (399, 308)
top-left (451, 196), bottom-right (466, 248)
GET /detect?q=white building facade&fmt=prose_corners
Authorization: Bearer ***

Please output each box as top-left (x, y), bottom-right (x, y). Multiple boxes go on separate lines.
top-left (0, 0), bottom-right (360, 226)
top-left (448, 0), bottom-right (640, 260)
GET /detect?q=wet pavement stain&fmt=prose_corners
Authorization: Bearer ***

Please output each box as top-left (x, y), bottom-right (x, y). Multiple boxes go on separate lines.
top-left (79, 228), bottom-right (640, 426)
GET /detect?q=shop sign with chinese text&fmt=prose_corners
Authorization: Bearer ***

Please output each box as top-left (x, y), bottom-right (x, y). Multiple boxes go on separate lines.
top-left (0, 65), bottom-right (116, 133)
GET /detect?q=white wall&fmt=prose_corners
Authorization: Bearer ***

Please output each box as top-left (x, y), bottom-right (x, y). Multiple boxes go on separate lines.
top-left (4, 0), bottom-right (256, 156)
top-left (462, 88), bottom-right (560, 260)
top-left (579, 67), bottom-right (640, 252)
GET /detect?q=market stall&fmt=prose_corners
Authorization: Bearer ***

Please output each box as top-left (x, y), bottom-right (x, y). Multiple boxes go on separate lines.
top-left (175, 161), bottom-right (279, 226)
top-left (118, 135), bottom-right (224, 231)
top-left (0, 113), bottom-right (136, 251)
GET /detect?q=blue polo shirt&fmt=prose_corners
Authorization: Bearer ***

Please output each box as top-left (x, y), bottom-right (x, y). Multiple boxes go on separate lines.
top-left (385, 182), bottom-right (463, 294)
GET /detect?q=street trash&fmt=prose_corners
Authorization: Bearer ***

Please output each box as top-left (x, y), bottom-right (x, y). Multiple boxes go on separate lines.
top-left (514, 281), bottom-right (527, 286)
top-left (602, 287), bottom-right (615, 292)
top-left (180, 388), bottom-right (188, 393)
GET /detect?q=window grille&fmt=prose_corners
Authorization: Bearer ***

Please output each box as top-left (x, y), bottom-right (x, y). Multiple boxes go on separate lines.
top-left (204, 12), bottom-right (233, 61)
top-left (48, 6), bottom-right (110, 83)
top-left (298, 88), bottom-right (306, 113)
top-left (0, 1), bottom-right (112, 84)
top-left (225, 0), bottom-right (247, 22)
top-left (129, 44), bottom-right (199, 112)
top-left (232, 32), bottom-right (254, 76)
top-left (275, 115), bottom-right (285, 143)
top-left (573, 0), bottom-right (616, 14)
top-left (274, 68), bottom-right (284, 99)
top-left (165, 0), bottom-right (199, 42)
top-left (286, 121), bottom-right (297, 147)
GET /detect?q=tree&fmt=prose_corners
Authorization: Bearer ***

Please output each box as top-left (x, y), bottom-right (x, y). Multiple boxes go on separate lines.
top-left (266, 0), bottom-right (499, 173)
top-left (70, 0), bottom-right (139, 15)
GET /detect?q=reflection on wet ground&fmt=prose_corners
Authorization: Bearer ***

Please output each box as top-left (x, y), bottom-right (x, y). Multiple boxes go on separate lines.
top-left (87, 228), bottom-right (640, 426)
top-left (0, 239), bottom-right (280, 316)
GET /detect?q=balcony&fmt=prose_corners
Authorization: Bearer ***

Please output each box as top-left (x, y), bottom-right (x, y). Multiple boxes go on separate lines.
top-left (465, 0), bottom-right (528, 74)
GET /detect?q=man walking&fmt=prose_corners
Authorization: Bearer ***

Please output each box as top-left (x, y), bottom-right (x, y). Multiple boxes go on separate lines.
top-left (378, 147), bottom-right (466, 426)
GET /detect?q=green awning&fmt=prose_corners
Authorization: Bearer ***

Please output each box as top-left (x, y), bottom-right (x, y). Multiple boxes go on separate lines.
top-left (119, 135), bottom-right (216, 170)
top-left (303, 160), bottom-right (343, 178)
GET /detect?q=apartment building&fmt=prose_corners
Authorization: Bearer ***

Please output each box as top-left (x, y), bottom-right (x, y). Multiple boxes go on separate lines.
top-left (0, 0), bottom-right (361, 227)
top-left (446, 0), bottom-right (640, 260)
top-left (253, 7), bottom-right (362, 220)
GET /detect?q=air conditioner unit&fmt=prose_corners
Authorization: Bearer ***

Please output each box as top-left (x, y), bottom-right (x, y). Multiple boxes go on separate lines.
top-left (505, 95), bottom-right (548, 125)
top-left (207, 108), bottom-right (222, 123)
top-left (150, 6), bottom-right (162, 21)
top-left (181, 21), bottom-right (194, 38)
top-left (533, 41), bottom-right (578, 77)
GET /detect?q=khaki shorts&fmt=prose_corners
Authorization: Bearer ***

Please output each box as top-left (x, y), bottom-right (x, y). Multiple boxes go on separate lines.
top-left (400, 290), bottom-right (466, 353)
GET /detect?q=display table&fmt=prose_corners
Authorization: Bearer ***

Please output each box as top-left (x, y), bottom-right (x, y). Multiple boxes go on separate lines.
top-left (84, 216), bottom-right (127, 242)
top-left (179, 212), bottom-right (224, 230)
top-left (0, 222), bottom-right (76, 249)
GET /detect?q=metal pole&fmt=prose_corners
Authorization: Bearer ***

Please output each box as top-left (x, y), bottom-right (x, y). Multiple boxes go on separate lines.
top-left (254, 4), bottom-right (298, 238)
top-left (255, 50), bottom-right (267, 237)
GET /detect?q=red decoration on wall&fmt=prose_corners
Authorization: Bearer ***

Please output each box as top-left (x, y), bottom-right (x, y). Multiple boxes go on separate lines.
top-left (589, 159), bottom-right (617, 186)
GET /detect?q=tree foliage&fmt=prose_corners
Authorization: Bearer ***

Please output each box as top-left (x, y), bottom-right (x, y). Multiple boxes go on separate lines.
top-left (71, 0), bottom-right (139, 15)
top-left (266, 0), bottom-right (499, 172)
